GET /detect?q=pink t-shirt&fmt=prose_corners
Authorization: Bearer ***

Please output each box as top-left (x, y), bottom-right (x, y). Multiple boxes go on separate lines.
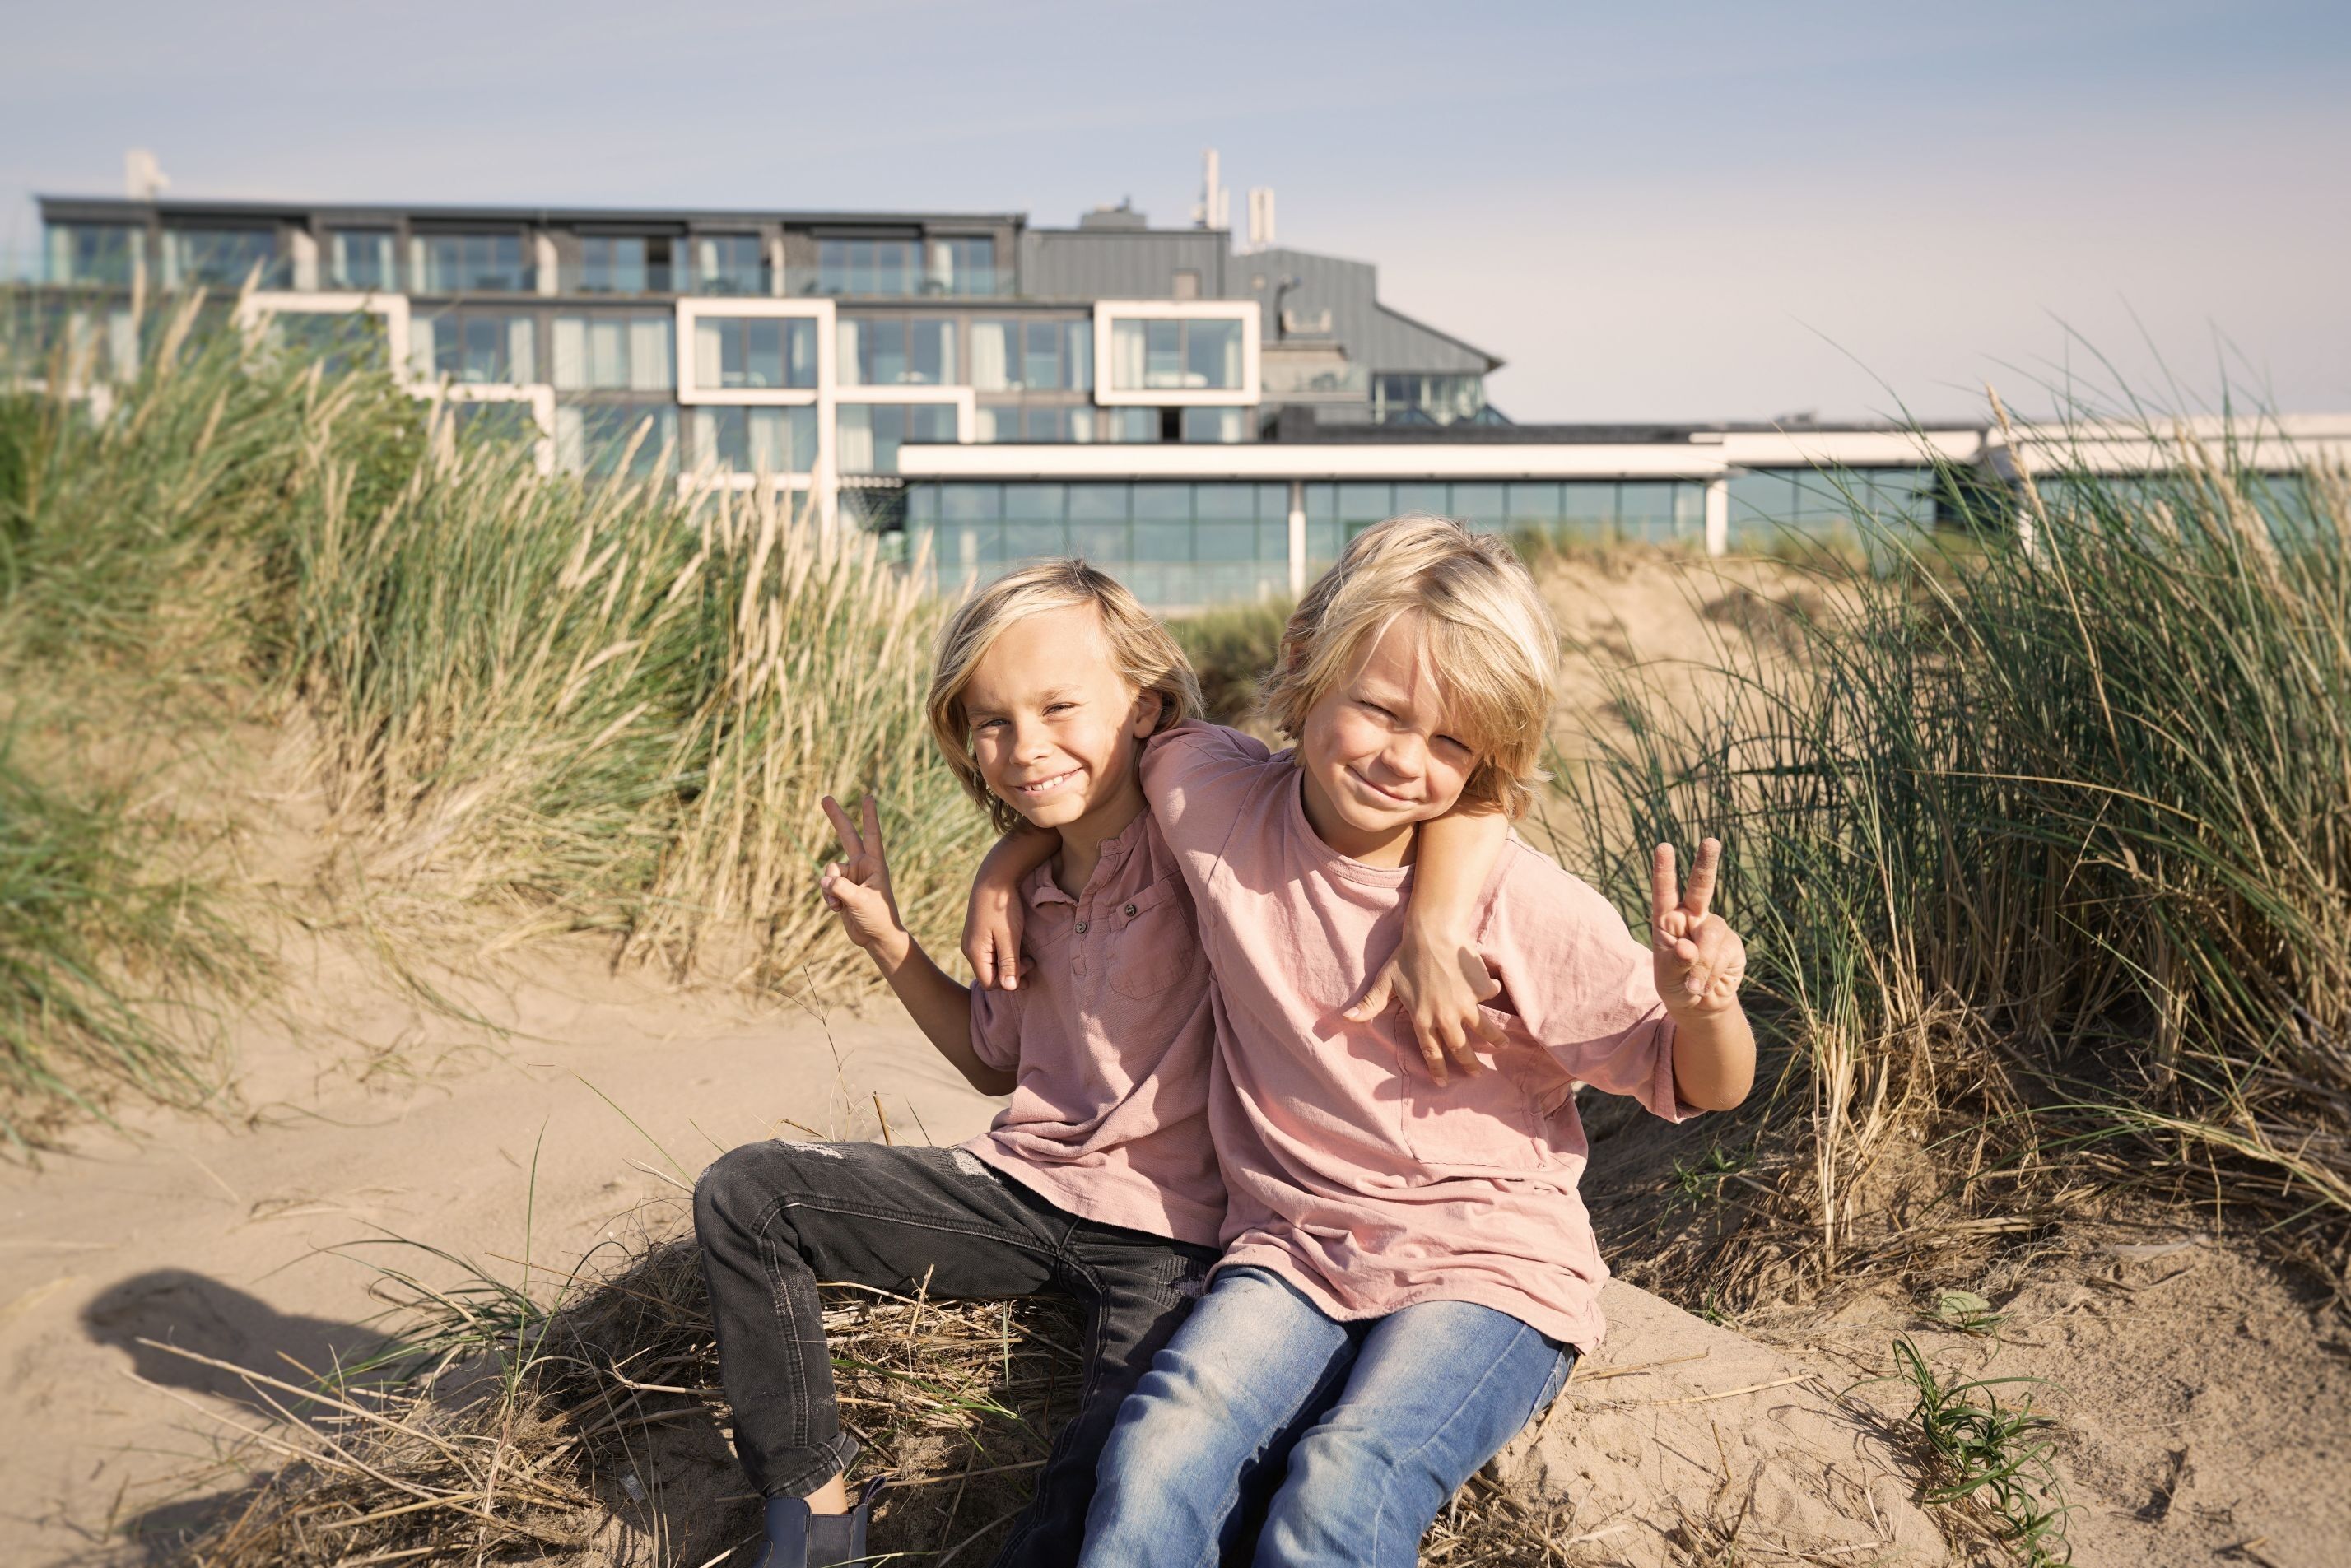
top-left (1141, 722), bottom-right (1694, 1349)
top-left (959, 809), bottom-right (1225, 1248)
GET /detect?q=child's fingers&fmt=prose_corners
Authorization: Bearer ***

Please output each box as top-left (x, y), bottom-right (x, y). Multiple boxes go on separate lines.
top-left (1343, 966), bottom-right (1397, 1024)
top-left (860, 794), bottom-right (887, 863)
top-left (1684, 838), bottom-right (1722, 919)
top-left (1469, 1007), bottom-right (1508, 1048)
top-left (1650, 843), bottom-right (1680, 928)
top-left (997, 933), bottom-right (1020, 991)
top-left (1415, 1032), bottom-right (1450, 1087)
top-left (821, 795), bottom-right (863, 860)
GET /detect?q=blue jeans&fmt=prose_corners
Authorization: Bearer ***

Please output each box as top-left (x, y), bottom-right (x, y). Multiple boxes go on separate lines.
top-left (1078, 1265), bottom-right (1575, 1568)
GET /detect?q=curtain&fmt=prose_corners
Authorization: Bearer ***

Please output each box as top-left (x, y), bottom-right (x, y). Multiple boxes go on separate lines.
top-left (784, 407), bottom-right (817, 473)
top-left (588, 320), bottom-right (625, 389)
top-left (630, 318), bottom-right (673, 390)
top-left (507, 319), bottom-right (537, 384)
top-left (694, 320), bottom-right (722, 389)
top-left (552, 318), bottom-right (586, 389)
top-left (1111, 319), bottom-right (1145, 391)
top-left (970, 322), bottom-right (1009, 391)
top-left (553, 406), bottom-right (585, 472)
top-left (747, 408), bottom-right (786, 472)
top-left (836, 319), bottom-right (863, 386)
top-left (836, 407), bottom-right (873, 473)
top-left (407, 319), bottom-right (437, 383)
top-left (1067, 322), bottom-right (1094, 392)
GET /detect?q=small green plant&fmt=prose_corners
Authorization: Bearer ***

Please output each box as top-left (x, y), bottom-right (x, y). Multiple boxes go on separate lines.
top-left (1671, 1142), bottom-right (1748, 1207)
top-left (1929, 1288), bottom-right (2006, 1336)
top-left (1875, 1336), bottom-right (2073, 1564)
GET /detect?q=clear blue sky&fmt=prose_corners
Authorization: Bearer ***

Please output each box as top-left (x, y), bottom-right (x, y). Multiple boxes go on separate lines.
top-left (6, 0), bottom-right (2346, 421)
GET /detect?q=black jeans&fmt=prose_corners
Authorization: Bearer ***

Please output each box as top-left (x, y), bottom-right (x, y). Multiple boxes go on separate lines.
top-left (693, 1139), bottom-right (1219, 1568)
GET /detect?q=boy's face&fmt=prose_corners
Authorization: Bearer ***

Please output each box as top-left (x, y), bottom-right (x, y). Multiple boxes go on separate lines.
top-left (963, 603), bottom-right (1159, 836)
top-left (1297, 612), bottom-right (1482, 867)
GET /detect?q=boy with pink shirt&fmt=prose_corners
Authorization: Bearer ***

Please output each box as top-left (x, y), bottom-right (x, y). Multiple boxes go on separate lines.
top-left (973, 517), bottom-right (1755, 1566)
top-left (693, 561), bottom-right (1498, 1568)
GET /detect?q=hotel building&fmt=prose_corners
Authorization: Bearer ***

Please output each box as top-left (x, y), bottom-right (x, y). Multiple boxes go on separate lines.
top-left (31, 188), bottom-right (2349, 611)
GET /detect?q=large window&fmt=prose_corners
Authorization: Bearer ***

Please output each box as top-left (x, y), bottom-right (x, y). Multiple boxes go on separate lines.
top-left (905, 482), bottom-right (1291, 608)
top-left (691, 315), bottom-right (818, 389)
top-left (1726, 467), bottom-right (1933, 551)
top-left (575, 235), bottom-right (673, 294)
top-left (839, 316), bottom-right (958, 386)
top-left (556, 402), bottom-right (677, 478)
top-left (161, 227), bottom-right (278, 288)
top-left (971, 319), bottom-right (1091, 392)
top-left (1180, 407), bottom-right (1245, 444)
top-left (1110, 318), bottom-right (1243, 390)
top-left (975, 405), bottom-right (1098, 443)
top-left (328, 230), bottom-right (396, 291)
top-left (814, 237), bottom-right (999, 297)
top-left (836, 404), bottom-right (957, 474)
top-left (1370, 374), bottom-right (1489, 426)
top-left (694, 407), bottom-right (817, 474)
top-left (552, 314), bottom-right (674, 391)
top-left (412, 232), bottom-right (532, 293)
top-left (1302, 478), bottom-right (1711, 565)
top-left (412, 311), bottom-right (538, 384)
top-left (692, 235), bottom-right (769, 295)
top-left (45, 223), bottom-right (141, 286)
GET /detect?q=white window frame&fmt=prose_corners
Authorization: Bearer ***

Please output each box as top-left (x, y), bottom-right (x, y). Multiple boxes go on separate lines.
top-left (421, 382), bottom-right (557, 475)
top-left (673, 297), bottom-right (832, 407)
top-left (234, 291), bottom-right (413, 379)
top-left (1092, 300), bottom-right (1259, 408)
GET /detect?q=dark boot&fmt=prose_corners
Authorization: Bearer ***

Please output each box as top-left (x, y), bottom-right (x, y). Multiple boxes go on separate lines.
top-left (752, 1478), bottom-right (882, 1567)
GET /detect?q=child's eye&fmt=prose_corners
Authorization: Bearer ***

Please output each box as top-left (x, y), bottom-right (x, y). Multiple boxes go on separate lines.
top-left (1045, 701), bottom-right (1075, 716)
top-left (1434, 733), bottom-right (1472, 756)
top-left (1358, 700), bottom-right (1394, 719)
top-left (974, 717), bottom-right (1005, 732)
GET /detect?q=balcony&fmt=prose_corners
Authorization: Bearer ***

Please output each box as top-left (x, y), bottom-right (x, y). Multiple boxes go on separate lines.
top-left (411, 235), bottom-right (537, 295)
top-left (558, 261), bottom-right (677, 295)
top-left (1259, 343), bottom-right (1367, 402)
top-left (785, 263), bottom-right (1008, 299)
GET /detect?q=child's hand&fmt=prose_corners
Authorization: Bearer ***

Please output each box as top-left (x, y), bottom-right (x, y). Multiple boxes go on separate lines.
top-left (820, 794), bottom-right (909, 963)
top-left (1344, 923), bottom-right (1506, 1086)
top-left (961, 829), bottom-right (1053, 990)
top-left (962, 876), bottom-right (1027, 991)
top-left (1650, 839), bottom-right (1747, 1017)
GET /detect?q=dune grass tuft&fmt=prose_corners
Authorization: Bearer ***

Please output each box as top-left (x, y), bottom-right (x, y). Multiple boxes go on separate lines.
top-left (1543, 421), bottom-right (2351, 1298)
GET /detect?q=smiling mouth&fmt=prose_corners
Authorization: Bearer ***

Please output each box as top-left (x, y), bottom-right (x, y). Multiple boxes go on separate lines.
top-left (1012, 768), bottom-right (1081, 798)
top-left (1345, 766), bottom-right (1417, 807)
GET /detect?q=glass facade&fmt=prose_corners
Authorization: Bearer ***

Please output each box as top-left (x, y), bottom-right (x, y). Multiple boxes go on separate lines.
top-left (552, 314), bottom-right (674, 391)
top-left (970, 319), bottom-right (1091, 391)
top-left (691, 315), bottom-right (818, 389)
top-left (694, 406), bottom-right (817, 474)
top-left (837, 403), bottom-right (957, 474)
top-left (693, 235), bottom-right (769, 295)
top-left (412, 310), bottom-right (538, 384)
top-left (1109, 318), bottom-right (1243, 390)
top-left (906, 482), bottom-right (1292, 607)
top-left (1301, 478), bottom-right (1711, 567)
top-left (412, 232), bottom-right (532, 293)
top-left (556, 402), bottom-right (677, 477)
top-left (1725, 466), bottom-right (1934, 551)
top-left (328, 230), bottom-right (396, 291)
top-left (976, 405), bottom-right (1098, 443)
top-left (812, 237), bottom-right (999, 297)
top-left (46, 223), bottom-right (142, 286)
top-left (1371, 374), bottom-right (1489, 426)
top-left (839, 315), bottom-right (957, 386)
top-left (575, 235), bottom-right (673, 294)
top-left (161, 226), bottom-right (278, 288)
top-left (1180, 407), bottom-right (1245, 444)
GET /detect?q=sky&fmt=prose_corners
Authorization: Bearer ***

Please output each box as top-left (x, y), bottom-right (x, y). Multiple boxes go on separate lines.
top-left (4, 0), bottom-right (2347, 422)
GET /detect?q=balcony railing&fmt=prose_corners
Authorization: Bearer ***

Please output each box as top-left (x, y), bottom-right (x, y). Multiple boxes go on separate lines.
top-left (785, 264), bottom-right (1008, 299)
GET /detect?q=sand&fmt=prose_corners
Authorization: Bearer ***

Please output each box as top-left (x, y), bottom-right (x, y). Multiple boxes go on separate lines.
top-left (0, 930), bottom-right (1001, 1564)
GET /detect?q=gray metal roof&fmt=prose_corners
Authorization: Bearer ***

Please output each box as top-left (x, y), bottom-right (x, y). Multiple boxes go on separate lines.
top-left (1019, 226), bottom-right (1230, 301)
top-left (1227, 246), bottom-right (1500, 375)
top-left (36, 195), bottom-right (1027, 230)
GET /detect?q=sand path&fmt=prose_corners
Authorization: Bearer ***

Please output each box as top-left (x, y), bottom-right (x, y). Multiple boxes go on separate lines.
top-left (0, 938), bottom-right (997, 1566)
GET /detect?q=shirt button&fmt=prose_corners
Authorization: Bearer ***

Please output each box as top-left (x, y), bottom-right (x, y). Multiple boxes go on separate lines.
top-left (1074, 919), bottom-right (1088, 934)
top-left (1123, 903), bottom-right (1138, 918)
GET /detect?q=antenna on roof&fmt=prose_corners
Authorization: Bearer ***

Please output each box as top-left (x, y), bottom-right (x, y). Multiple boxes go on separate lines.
top-left (125, 148), bottom-right (169, 201)
top-left (1192, 149), bottom-right (1229, 231)
top-left (1245, 188), bottom-right (1276, 252)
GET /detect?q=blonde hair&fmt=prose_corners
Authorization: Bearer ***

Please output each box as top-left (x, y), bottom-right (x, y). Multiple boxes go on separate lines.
top-left (928, 561), bottom-right (1203, 833)
top-left (1259, 514), bottom-right (1557, 818)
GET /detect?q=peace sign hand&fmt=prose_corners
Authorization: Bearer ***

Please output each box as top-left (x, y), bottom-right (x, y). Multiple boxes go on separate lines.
top-left (821, 794), bottom-right (910, 962)
top-left (1650, 838), bottom-right (1746, 1019)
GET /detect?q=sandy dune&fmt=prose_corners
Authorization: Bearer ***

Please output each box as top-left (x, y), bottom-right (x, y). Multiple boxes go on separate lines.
top-left (0, 933), bottom-right (999, 1564)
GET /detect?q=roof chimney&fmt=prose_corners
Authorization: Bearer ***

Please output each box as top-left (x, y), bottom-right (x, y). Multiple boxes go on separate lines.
top-left (125, 148), bottom-right (169, 201)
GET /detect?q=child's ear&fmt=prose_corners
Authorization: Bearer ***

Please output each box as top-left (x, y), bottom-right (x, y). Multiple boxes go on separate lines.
top-left (1129, 687), bottom-right (1166, 738)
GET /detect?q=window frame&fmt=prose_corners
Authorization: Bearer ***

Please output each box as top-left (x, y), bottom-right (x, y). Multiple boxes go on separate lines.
top-left (1093, 300), bottom-right (1259, 407)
